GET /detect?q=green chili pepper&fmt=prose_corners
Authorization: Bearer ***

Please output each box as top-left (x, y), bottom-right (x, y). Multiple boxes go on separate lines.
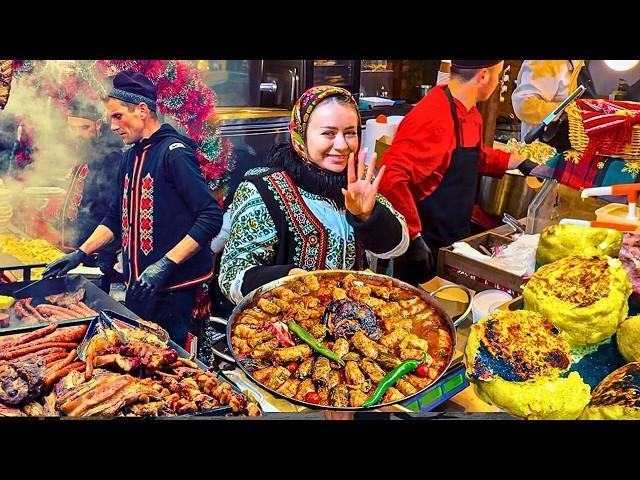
top-left (361, 353), bottom-right (426, 408)
top-left (288, 321), bottom-right (345, 366)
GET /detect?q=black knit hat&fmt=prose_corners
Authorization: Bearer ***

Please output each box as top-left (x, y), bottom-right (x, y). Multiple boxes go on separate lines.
top-left (67, 98), bottom-right (103, 121)
top-left (451, 60), bottom-right (502, 69)
top-left (108, 71), bottom-right (157, 111)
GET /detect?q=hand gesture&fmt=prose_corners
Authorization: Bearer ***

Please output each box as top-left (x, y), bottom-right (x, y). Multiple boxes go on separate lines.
top-left (341, 149), bottom-right (386, 221)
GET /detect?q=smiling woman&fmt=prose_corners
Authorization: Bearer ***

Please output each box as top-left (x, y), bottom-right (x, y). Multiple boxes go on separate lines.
top-left (304, 99), bottom-right (359, 173)
top-left (218, 86), bottom-right (411, 304)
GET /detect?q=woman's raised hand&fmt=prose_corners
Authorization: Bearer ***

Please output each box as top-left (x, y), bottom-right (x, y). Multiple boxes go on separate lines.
top-left (341, 149), bottom-right (385, 221)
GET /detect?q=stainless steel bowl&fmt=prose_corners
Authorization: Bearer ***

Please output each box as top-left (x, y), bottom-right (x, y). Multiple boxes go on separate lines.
top-left (478, 171), bottom-right (540, 219)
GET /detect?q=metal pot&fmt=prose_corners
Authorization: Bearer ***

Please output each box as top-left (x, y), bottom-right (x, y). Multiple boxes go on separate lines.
top-left (210, 270), bottom-right (472, 411)
top-left (477, 171), bottom-right (540, 219)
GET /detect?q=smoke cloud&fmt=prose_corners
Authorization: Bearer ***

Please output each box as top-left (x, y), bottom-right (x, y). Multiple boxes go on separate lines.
top-left (0, 61), bottom-right (124, 247)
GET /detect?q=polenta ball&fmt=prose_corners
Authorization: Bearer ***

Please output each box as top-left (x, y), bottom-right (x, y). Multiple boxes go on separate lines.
top-left (617, 315), bottom-right (640, 363)
top-left (0, 295), bottom-right (14, 309)
top-left (523, 256), bottom-right (631, 346)
top-left (465, 310), bottom-right (590, 420)
top-left (579, 363), bottom-right (640, 420)
top-left (536, 224), bottom-right (622, 266)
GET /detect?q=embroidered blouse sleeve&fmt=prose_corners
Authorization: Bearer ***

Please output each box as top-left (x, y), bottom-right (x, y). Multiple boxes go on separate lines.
top-left (218, 181), bottom-right (280, 304)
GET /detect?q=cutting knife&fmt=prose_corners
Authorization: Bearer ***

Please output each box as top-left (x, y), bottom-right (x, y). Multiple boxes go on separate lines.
top-left (13, 278), bottom-right (46, 297)
top-left (524, 84), bottom-right (587, 144)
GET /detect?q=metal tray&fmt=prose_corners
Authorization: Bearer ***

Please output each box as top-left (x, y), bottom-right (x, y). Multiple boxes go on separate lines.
top-left (0, 275), bottom-right (131, 333)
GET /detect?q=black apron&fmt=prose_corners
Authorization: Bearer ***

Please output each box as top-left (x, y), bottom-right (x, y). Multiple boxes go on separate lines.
top-left (393, 88), bottom-right (480, 285)
top-left (418, 87), bottom-right (480, 251)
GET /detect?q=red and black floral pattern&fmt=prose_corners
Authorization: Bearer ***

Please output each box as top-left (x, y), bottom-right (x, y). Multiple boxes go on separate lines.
top-left (139, 173), bottom-right (154, 255)
top-left (121, 173), bottom-right (130, 249)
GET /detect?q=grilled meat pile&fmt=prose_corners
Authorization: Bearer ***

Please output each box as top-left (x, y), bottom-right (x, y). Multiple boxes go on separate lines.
top-left (0, 322), bottom-right (261, 417)
top-left (80, 328), bottom-right (261, 416)
top-left (0, 324), bottom-right (87, 412)
top-left (56, 370), bottom-right (163, 416)
top-left (0, 358), bottom-right (45, 405)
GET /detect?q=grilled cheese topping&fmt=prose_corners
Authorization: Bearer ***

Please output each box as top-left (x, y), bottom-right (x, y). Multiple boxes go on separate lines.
top-left (468, 310), bottom-right (572, 382)
top-left (528, 256), bottom-right (610, 307)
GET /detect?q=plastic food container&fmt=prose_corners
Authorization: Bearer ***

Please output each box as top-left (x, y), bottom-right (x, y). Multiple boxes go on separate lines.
top-left (471, 289), bottom-right (513, 324)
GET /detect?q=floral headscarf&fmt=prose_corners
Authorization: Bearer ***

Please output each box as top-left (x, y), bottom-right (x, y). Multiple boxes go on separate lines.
top-left (289, 85), bottom-right (361, 162)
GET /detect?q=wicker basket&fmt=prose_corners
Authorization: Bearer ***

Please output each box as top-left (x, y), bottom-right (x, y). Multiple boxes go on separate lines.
top-left (567, 101), bottom-right (640, 159)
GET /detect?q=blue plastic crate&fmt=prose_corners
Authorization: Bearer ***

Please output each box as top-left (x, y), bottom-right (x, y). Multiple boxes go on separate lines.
top-left (402, 362), bottom-right (468, 412)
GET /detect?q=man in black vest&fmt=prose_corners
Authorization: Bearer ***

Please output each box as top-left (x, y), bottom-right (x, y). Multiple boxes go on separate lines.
top-left (43, 72), bottom-right (223, 347)
top-left (58, 99), bottom-right (122, 291)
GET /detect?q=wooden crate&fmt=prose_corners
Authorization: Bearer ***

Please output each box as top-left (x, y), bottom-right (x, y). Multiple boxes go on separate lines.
top-left (436, 231), bottom-right (527, 295)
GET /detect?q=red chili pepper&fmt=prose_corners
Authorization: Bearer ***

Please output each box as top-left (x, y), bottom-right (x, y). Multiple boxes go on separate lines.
top-left (286, 362), bottom-right (298, 374)
top-left (304, 391), bottom-right (320, 404)
top-left (415, 363), bottom-right (430, 378)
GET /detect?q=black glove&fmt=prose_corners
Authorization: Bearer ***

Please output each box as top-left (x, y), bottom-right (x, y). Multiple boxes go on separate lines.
top-left (42, 249), bottom-right (87, 279)
top-left (517, 159), bottom-right (539, 177)
top-left (406, 236), bottom-right (435, 273)
top-left (95, 254), bottom-right (117, 276)
top-left (129, 256), bottom-right (177, 301)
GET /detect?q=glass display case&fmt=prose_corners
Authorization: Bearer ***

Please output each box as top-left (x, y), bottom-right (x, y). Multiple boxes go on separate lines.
top-left (311, 60), bottom-right (359, 91)
top-left (189, 60), bottom-right (262, 107)
top-left (360, 59), bottom-right (394, 98)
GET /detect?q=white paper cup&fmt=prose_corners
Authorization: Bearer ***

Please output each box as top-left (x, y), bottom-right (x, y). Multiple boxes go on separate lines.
top-left (471, 289), bottom-right (513, 324)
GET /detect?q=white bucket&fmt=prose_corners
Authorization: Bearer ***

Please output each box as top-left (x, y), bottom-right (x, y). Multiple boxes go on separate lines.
top-left (471, 289), bottom-right (513, 324)
top-left (361, 118), bottom-right (398, 164)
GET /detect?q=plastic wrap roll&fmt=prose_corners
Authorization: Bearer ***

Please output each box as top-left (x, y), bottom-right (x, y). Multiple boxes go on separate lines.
top-left (361, 118), bottom-right (397, 164)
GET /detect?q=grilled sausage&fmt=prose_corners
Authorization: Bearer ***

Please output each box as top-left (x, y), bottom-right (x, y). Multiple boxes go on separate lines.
top-left (43, 361), bottom-right (86, 389)
top-left (0, 342), bottom-right (79, 361)
top-left (0, 324), bottom-right (57, 351)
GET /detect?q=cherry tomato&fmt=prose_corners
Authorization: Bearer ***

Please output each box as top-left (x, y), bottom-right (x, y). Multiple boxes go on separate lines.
top-left (304, 391), bottom-right (321, 404)
top-left (318, 294), bottom-right (332, 304)
top-left (415, 363), bottom-right (430, 378)
top-left (286, 362), bottom-right (298, 374)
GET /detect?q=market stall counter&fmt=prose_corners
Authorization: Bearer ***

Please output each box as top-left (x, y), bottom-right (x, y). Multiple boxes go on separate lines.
top-left (435, 217), bottom-right (640, 419)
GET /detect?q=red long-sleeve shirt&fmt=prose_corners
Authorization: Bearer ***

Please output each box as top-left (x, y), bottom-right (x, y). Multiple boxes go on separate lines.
top-left (378, 85), bottom-right (510, 239)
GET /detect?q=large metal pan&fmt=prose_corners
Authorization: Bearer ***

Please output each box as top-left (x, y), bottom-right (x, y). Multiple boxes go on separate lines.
top-left (210, 270), bottom-right (473, 411)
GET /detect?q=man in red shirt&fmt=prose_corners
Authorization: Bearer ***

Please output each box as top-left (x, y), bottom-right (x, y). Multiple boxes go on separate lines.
top-left (379, 60), bottom-right (535, 285)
